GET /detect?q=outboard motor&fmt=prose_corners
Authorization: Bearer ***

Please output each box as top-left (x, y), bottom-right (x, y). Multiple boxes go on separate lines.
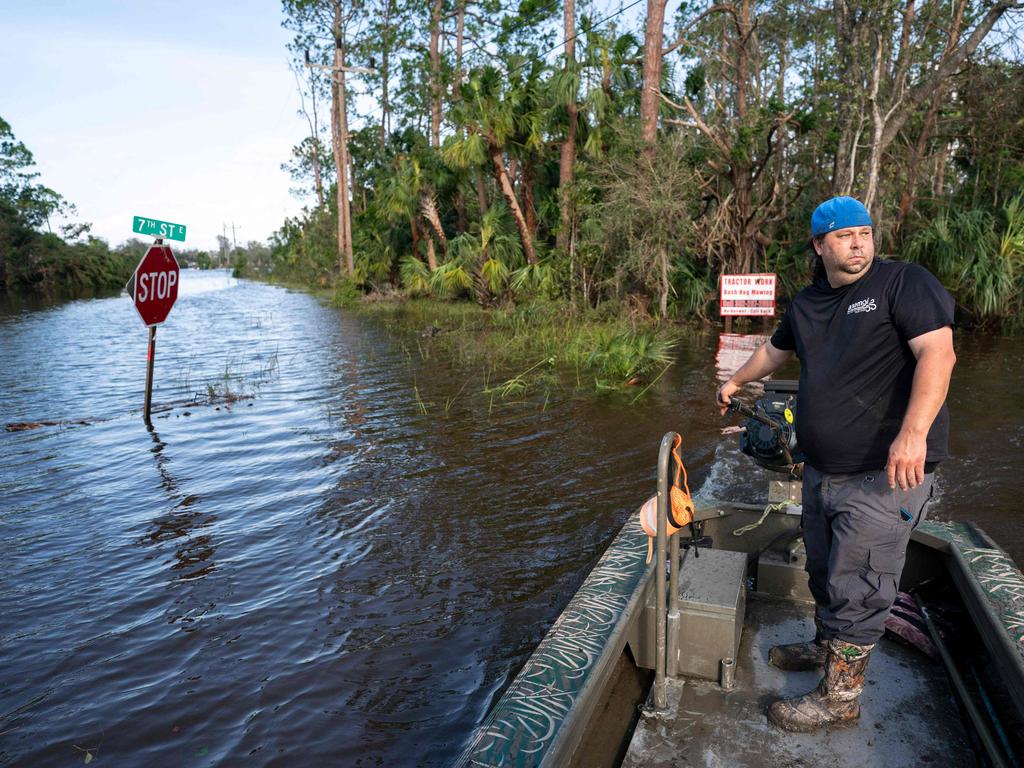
top-left (727, 380), bottom-right (804, 476)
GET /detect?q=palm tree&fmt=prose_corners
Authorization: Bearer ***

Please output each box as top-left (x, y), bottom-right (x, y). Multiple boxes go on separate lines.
top-left (447, 203), bottom-right (524, 303)
top-left (380, 153), bottom-right (448, 270)
top-left (445, 65), bottom-right (542, 265)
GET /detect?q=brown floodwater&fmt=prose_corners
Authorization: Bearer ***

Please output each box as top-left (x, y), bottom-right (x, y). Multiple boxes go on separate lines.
top-left (1, 271), bottom-right (1021, 766)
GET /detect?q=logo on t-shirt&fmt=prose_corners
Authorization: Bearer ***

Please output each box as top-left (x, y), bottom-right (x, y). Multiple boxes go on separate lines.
top-left (847, 298), bottom-right (877, 315)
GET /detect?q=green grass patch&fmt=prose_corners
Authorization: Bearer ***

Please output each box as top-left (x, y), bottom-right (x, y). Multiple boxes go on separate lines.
top-left (357, 298), bottom-right (678, 394)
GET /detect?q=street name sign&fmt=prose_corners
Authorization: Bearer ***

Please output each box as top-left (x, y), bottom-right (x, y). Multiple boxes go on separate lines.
top-left (132, 215), bottom-right (187, 242)
top-left (127, 245), bottom-right (180, 326)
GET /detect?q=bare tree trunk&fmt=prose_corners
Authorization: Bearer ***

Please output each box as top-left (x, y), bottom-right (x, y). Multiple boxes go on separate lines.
top-left (489, 142), bottom-right (537, 264)
top-left (455, 0), bottom-right (466, 100)
top-left (476, 174), bottom-right (488, 214)
top-left (522, 158), bottom-right (538, 238)
top-left (831, 0), bottom-right (872, 194)
top-left (421, 195), bottom-right (448, 258)
top-left (895, 93), bottom-right (940, 234)
top-left (452, 0), bottom-right (468, 233)
top-left (640, 0), bottom-right (668, 145)
top-left (380, 0), bottom-right (393, 142)
top-left (862, 35), bottom-right (886, 211)
top-left (455, 190), bottom-right (467, 233)
top-left (331, 1), bottom-right (354, 278)
top-left (557, 0), bottom-right (577, 254)
top-left (933, 141), bottom-right (948, 199)
top-left (410, 217), bottom-right (421, 261)
top-left (312, 144), bottom-right (325, 209)
top-left (429, 0), bottom-right (443, 148)
top-left (895, 0), bottom-right (965, 234)
top-left (425, 237), bottom-right (438, 271)
top-left (349, 144), bottom-right (360, 214)
top-left (338, 59), bottom-right (354, 275)
top-left (330, 55), bottom-right (347, 275)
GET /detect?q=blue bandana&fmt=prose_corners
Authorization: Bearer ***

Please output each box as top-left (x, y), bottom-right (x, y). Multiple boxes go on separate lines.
top-left (810, 197), bottom-right (872, 237)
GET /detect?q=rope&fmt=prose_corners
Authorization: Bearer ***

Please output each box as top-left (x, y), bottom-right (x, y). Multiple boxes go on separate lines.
top-left (732, 501), bottom-right (795, 536)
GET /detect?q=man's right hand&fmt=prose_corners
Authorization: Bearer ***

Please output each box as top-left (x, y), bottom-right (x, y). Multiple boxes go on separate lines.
top-left (717, 379), bottom-right (742, 416)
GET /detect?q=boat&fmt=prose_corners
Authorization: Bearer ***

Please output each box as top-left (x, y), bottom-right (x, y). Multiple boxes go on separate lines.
top-left (453, 381), bottom-right (1024, 768)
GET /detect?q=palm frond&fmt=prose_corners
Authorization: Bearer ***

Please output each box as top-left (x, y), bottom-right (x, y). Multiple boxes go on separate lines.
top-left (400, 255), bottom-right (431, 296)
top-left (429, 261), bottom-right (473, 298)
top-left (480, 257), bottom-right (511, 295)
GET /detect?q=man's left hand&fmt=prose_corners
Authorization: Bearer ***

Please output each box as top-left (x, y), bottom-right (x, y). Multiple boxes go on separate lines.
top-left (886, 430), bottom-right (927, 490)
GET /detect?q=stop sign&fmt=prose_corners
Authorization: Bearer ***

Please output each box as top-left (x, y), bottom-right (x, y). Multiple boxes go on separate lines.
top-left (129, 244), bottom-right (180, 326)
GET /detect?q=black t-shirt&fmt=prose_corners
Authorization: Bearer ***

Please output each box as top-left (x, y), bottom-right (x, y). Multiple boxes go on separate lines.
top-left (770, 259), bottom-right (955, 473)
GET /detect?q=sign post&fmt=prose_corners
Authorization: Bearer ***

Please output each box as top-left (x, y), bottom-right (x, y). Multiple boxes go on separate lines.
top-left (126, 223), bottom-right (182, 424)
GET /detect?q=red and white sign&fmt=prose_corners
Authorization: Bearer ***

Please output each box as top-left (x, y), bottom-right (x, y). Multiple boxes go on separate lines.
top-left (719, 273), bottom-right (776, 316)
top-left (129, 244), bottom-right (180, 326)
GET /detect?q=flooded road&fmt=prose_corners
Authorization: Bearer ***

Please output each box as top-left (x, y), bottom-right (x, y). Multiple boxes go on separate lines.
top-left (2, 271), bottom-right (1021, 766)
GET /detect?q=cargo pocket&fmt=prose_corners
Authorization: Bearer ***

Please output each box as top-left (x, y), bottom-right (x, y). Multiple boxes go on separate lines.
top-left (861, 546), bottom-right (900, 613)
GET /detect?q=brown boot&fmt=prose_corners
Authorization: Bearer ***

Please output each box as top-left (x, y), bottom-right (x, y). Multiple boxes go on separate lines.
top-left (767, 639), bottom-right (873, 732)
top-left (769, 616), bottom-right (827, 671)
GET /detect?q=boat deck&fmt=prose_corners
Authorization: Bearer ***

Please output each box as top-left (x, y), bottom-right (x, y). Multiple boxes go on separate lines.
top-left (623, 593), bottom-right (977, 768)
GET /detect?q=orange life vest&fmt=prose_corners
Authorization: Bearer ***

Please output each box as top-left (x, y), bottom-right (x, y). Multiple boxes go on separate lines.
top-left (638, 433), bottom-right (695, 563)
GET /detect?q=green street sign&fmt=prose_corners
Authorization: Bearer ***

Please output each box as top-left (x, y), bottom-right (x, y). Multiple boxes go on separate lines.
top-left (132, 215), bottom-right (187, 242)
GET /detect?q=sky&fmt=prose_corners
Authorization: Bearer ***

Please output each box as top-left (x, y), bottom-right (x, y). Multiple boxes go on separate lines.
top-left (1, 0), bottom-right (311, 252)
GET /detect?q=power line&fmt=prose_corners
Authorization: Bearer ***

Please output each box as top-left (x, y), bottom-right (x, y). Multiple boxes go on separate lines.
top-left (456, 0), bottom-right (568, 66)
top-left (467, 0), bottom-right (647, 81)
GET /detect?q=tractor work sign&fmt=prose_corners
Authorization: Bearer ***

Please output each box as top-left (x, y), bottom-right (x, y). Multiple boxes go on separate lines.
top-left (719, 273), bottom-right (777, 317)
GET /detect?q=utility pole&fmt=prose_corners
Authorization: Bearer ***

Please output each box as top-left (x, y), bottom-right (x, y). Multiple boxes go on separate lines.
top-left (231, 222), bottom-right (240, 250)
top-left (305, 43), bottom-right (375, 279)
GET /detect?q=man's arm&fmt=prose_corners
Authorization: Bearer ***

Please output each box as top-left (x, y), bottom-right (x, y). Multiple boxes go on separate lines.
top-left (716, 341), bottom-right (795, 415)
top-left (886, 326), bottom-right (956, 490)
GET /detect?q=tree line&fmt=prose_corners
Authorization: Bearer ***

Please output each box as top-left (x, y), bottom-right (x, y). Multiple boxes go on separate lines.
top-left (270, 0), bottom-right (1024, 328)
top-left (0, 116), bottom-right (272, 296)
top-left (0, 116), bottom-right (138, 295)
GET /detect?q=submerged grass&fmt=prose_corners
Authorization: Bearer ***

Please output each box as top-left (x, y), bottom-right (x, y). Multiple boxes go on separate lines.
top-left (358, 298), bottom-right (679, 394)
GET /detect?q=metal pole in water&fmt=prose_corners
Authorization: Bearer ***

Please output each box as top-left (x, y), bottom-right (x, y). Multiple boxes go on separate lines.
top-left (141, 235), bottom-right (164, 426)
top-left (143, 325), bottom-right (157, 425)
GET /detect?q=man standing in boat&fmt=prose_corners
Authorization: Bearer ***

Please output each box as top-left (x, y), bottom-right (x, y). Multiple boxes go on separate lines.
top-left (716, 196), bottom-right (957, 732)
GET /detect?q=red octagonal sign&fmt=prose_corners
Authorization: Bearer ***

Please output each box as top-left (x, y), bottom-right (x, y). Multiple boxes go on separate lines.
top-left (128, 244), bottom-right (180, 326)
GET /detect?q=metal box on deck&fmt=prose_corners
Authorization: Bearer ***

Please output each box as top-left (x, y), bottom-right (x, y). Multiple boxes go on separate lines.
top-left (757, 547), bottom-right (815, 603)
top-left (675, 548), bottom-right (747, 680)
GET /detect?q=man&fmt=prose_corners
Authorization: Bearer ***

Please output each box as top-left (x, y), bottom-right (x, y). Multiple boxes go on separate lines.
top-left (716, 196), bottom-right (956, 732)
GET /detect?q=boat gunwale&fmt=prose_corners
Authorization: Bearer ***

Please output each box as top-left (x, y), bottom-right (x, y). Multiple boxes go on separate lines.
top-left (453, 515), bottom-right (1024, 768)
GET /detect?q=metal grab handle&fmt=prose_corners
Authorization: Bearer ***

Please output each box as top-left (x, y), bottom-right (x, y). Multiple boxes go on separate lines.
top-left (652, 431), bottom-right (678, 711)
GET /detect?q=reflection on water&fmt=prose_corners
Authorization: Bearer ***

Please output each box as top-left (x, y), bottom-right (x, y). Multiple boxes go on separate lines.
top-left (0, 273), bottom-right (1021, 766)
top-left (715, 333), bottom-right (769, 382)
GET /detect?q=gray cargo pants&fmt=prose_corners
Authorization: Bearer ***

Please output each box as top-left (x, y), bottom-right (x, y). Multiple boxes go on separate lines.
top-left (802, 463), bottom-right (934, 646)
